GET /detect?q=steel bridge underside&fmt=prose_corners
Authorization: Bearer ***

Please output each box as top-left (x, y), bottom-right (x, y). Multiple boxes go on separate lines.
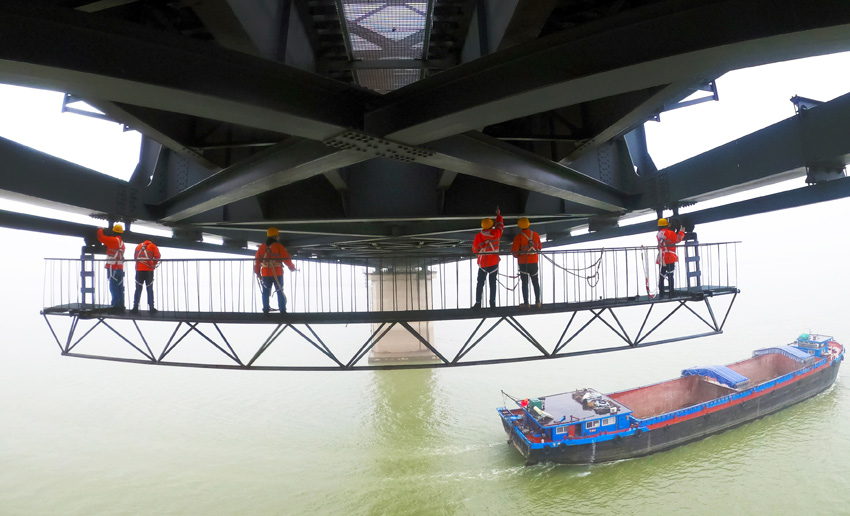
top-left (2, 1), bottom-right (850, 257)
top-left (42, 286), bottom-right (738, 371)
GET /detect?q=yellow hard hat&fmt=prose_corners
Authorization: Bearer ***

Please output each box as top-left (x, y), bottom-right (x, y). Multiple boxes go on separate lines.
top-left (267, 227), bottom-right (279, 237)
top-left (518, 217), bottom-right (530, 229)
top-left (657, 218), bottom-right (668, 227)
top-left (481, 218), bottom-right (494, 230)
top-left (112, 224), bottom-right (124, 233)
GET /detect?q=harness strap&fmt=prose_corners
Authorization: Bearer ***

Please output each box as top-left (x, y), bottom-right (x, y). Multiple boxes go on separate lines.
top-left (106, 237), bottom-right (125, 268)
top-left (478, 239), bottom-right (499, 254)
top-left (517, 231), bottom-right (538, 254)
top-left (261, 245), bottom-right (286, 269)
top-left (136, 242), bottom-right (158, 269)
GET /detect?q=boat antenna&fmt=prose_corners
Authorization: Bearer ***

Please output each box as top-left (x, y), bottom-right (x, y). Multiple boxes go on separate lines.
top-left (501, 390), bottom-right (522, 404)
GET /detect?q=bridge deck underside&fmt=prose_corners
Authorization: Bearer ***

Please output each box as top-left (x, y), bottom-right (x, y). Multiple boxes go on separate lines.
top-left (43, 286), bottom-right (737, 324)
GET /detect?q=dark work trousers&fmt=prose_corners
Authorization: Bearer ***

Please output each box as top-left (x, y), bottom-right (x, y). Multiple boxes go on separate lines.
top-left (518, 262), bottom-right (540, 305)
top-left (658, 263), bottom-right (676, 296)
top-left (133, 270), bottom-right (155, 309)
top-left (475, 265), bottom-right (499, 307)
top-left (108, 269), bottom-right (125, 308)
top-left (261, 275), bottom-right (286, 312)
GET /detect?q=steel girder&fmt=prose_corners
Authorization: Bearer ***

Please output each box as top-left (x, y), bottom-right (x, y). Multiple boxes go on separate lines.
top-left (549, 177), bottom-right (850, 248)
top-left (156, 138), bottom-right (371, 222)
top-left (0, 1), bottom-right (375, 141)
top-left (420, 132), bottom-right (628, 212)
top-left (365, 0), bottom-right (850, 145)
top-left (157, 131), bottom-right (629, 223)
top-left (0, 136), bottom-right (149, 220)
top-left (545, 94), bottom-right (850, 246)
top-left (646, 90), bottom-right (850, 210)
top-left (0, 208), bottom-right (254, 255)
top-left (3, 0), bottom-right (850, 253)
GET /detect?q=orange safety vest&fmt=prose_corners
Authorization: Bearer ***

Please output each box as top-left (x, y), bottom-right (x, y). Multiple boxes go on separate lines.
top-left (134, 241), bottom-right (161, 271)
top-left (472, 214), bottom-right (504, 268)
top-left (254, 242), bottom-right (295, 277)
top-left (511, 229), bottom-right (541, 264)
top-left (656, 228), bottom-right (685, 265)
top-left (97, 229), bottom-right (125, 270)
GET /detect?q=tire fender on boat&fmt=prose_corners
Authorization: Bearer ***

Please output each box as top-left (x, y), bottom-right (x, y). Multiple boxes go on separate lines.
top-left (634, 428), bottom-right (643, 438)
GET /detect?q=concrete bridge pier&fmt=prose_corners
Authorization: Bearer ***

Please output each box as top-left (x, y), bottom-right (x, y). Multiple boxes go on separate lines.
top-left (368, 268), bottom-right (439, 363)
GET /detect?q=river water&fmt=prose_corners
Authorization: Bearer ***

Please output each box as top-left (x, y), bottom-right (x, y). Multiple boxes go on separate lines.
top-left (2, 200), bottom-right (849, 516)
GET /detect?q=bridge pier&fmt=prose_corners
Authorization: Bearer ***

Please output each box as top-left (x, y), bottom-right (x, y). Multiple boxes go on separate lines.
top-left (368, 268), bottom-right (439, 363)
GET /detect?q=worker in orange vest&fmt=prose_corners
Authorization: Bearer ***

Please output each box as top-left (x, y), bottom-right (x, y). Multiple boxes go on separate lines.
top-left (512, 217), bottom-right (542, 307)
top-left (656, 217), bottom-right (685, 297)
top-left (471, 208), bottom-right (504, 308)
top-left (130, 239), bottom-right (161, 314)
top-left (254, 227), bottom-right (296, 313)
top-left (97, 223), bottom-right (126, 313)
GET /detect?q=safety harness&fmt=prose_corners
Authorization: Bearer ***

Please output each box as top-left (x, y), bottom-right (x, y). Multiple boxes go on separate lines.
top-left (106, 237), bottom-right (125, 284)
top-left (259, 244), bottom-right (285, 293)
top-left (515, 230), bottom-right (540, 280)
top-left (135, 241), bottom-right (159, 270)
top-left (134, 242), bottom-right (158, 288)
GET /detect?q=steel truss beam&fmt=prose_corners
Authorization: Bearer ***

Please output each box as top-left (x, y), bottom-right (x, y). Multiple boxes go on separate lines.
top-left (42, 292), bottom-right (737, 371)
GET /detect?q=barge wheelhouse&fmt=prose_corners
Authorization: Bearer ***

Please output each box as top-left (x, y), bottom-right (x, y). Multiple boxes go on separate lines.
top-left (498, 334), bottom-right (844, 465)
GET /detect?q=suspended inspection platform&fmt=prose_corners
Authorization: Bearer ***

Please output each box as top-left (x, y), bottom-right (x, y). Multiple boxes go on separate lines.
top-left (41, 242), bottom-right (739, 371)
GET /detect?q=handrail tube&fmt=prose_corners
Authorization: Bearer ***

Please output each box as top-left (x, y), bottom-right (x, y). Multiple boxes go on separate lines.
top-left (42, 243), bottom-right (739, 315)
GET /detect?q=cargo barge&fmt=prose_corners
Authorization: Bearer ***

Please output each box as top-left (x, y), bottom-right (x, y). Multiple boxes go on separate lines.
top-left (498, 334), bottom-right (844, 465)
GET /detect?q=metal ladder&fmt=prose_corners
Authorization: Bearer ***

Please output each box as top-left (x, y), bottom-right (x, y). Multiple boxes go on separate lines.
top-left (683, 233), bottom-right (701, 289)
top-left (80, 245), bottom-right (97, 307)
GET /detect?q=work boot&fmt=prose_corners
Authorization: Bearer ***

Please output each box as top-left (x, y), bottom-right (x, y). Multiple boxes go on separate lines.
top-left (130, 305), bottom-right (139, 314)
top-left (472, 302), bottom-right (481, 309)
top-left (149, 306), bottom-right (158, 314)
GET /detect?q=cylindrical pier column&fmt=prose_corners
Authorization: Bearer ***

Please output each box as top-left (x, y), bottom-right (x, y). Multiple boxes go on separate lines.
top-left (368, 268), bottom-right (438, 363)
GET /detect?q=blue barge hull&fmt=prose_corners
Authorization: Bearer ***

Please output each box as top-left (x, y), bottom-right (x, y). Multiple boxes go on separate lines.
top-left (499, 335), bottom-right (844, 465)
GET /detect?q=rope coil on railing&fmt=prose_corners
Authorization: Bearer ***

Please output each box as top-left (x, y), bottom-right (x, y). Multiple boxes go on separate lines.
top-left (540, 250), bottom-right (604, 288)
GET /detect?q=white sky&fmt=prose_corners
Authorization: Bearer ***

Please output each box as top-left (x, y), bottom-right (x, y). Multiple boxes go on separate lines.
top-left (2, 50), bottom-right (850, 246)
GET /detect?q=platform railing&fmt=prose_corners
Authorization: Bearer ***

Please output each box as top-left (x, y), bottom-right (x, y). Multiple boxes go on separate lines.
top-left (42, 242), bottom-right (738, 315)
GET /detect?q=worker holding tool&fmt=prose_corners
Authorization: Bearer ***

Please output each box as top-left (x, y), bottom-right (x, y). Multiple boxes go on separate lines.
top-left (97, 223), bottom-right (126, 313)
top-left (656, 217), bottom-right (685, 297)
top-left (471, 207), bottom-right (504, 308)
